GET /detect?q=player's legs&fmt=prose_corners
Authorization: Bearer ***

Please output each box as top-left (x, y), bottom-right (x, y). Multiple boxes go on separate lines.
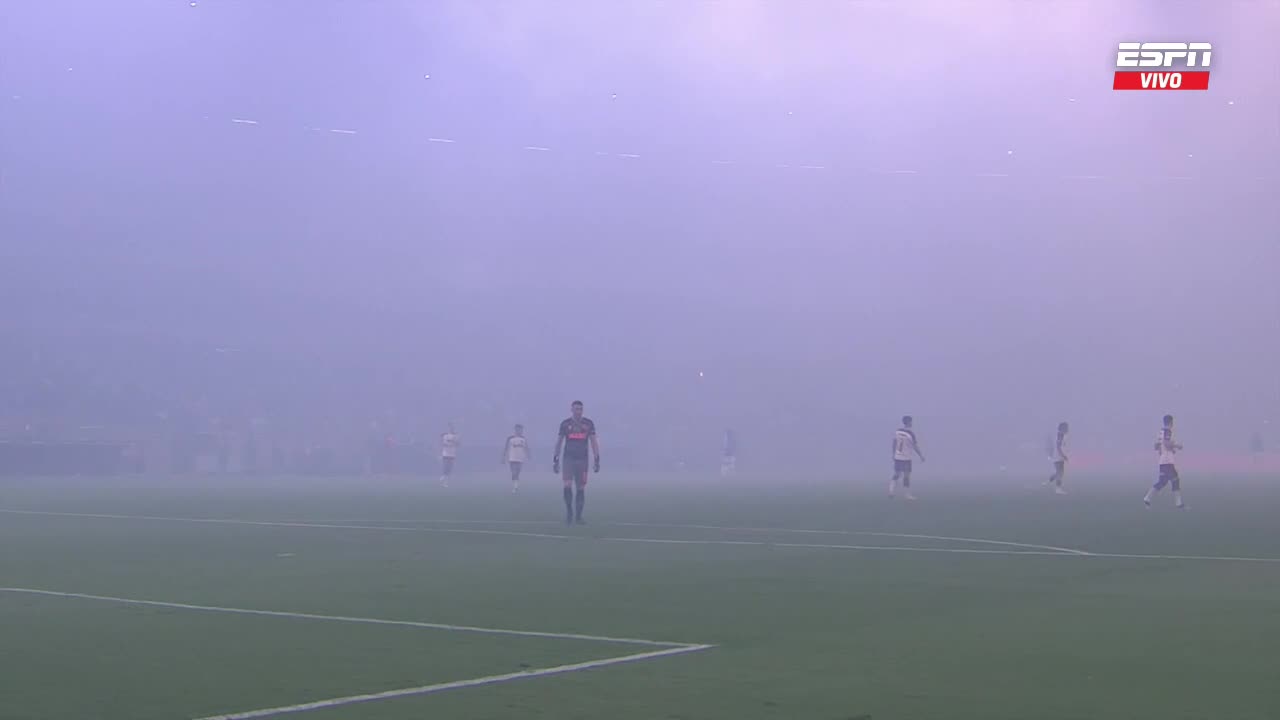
top-left (891, 460), bottom-right (914, 499)
top-left (1144, 466), bottom-right (1171, 506)
top-left (561, 461), bottom-right (583, 524)
top-left (572, 462), bottom-right (588, 524)
top-left (1051, 461), bottom-right (1067, 494)
top-left (559, 460), bottom-right (588, 524)
top-left (509, 461), bottom-right (522, 492)
top-left (440, 456), bottom-right (454, 487)
top-left (1170, 468), bottom-right (1184, 508)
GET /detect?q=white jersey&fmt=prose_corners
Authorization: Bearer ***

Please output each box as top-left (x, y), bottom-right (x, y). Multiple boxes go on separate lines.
top-left (1054, 432), bottom-right (1069, 462)
top-left (441, 432), bottom-right (459, 458)
top-left (505, 435), bottom-right (529, 463)
top-left (893, 428), bottom-right (918, 461)
top-left (1156, 429), bottom-right (1177, 466)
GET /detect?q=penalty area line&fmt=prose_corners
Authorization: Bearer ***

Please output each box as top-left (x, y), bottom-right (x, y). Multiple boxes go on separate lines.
top-left (607, 522), bottom-right (1093, 556)
top-left (0, 587), bottom-right (713, 719)
top-left (0, 509), bottom-right (1083, 557)
top-left (190, 644), bottom-right (714, 720)
top-left (243, 517), bottom-right (1092, 555)
top-left (7, 509), bottom-right (1280, 563)
top-left (0, 508), bottom-right (1086, 554)
top-left (0, 587), bottom-right (691, 647)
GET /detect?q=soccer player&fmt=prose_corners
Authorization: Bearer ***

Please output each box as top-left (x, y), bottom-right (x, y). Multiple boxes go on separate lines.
top-left (1045, 421), bottom-right (1069, 495)
top-left (1144, 414), bottom-right (1185, 509)
top-left (721, 428), bottom-right (737, 478)
top-left (552, 401), bottom-right (599, 525)
top-left (440, 423), bottom-right (459, 488)
top-left (502, 424), bottom-right (530, 493)
top-left (890, 415), bottom-right (924, 500)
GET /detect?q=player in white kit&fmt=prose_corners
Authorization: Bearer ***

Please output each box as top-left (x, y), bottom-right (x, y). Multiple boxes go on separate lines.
top-left (503, 424), bottom-right (530, 492)
top-left (890, 415), bottom-right (925, 500)
top-left (1144, 414), bottom-right (1185, 509)
top-left (721, 429), bottom-right (737, 478)
top-left (1045, 421), bottom-right (1069, 495)
top-left (440, 423), bottom-right (459, 488)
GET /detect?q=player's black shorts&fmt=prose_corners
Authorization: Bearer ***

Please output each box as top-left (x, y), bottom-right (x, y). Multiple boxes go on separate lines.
top-left (894, 459), bottom-right (912, 473)
top-left (1156, 463), bottom-right (1180, 489)
top-left (1053, 461), bottom-right (1066, 473)
top-left (441, 456), bottom-right (455, 474)
top-left (562, 456), bottom-right (589, 488)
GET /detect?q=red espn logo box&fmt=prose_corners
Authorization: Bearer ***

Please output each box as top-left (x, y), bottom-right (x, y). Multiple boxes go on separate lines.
top-left (1113, 42), bottom-right (1211, 90)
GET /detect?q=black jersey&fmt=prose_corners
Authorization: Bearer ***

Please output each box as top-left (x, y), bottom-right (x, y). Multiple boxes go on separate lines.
top-left (558, 417), bottom-right (596, 460)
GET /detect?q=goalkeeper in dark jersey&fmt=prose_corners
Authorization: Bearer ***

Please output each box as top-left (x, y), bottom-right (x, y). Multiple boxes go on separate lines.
top-left (553, 400), bottom-right (599, 525)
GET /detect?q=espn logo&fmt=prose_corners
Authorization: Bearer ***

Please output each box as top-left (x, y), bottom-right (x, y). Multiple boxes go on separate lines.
top-left (1113, 42), bottom-right (1212, 91)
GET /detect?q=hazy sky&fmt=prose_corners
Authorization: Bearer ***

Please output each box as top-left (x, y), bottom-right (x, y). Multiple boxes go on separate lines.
top-left (1, 1), bottom-right (1277, 468)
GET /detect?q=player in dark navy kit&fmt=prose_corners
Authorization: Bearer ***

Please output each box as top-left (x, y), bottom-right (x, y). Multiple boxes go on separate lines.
top-left (553, 401), bottom-right (599, 525)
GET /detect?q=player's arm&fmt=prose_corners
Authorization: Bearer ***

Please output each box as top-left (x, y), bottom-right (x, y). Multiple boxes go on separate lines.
top-left (912, 433), bottom-right (925, 462)
top-left (501, 437), bottom-right (510, 464)
top-left (1057, 437), bottom-right (1067, 461)
top-left (553, 428), bottom-right (564, 472)
top-left (589, 423), bottom-right (600, 472)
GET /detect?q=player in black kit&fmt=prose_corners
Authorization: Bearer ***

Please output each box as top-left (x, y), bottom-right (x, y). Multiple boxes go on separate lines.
top-left (553, 400), bottom-right (600, 525)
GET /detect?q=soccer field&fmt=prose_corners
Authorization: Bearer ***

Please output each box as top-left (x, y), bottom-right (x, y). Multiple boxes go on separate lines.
top-left (3, 473), bottom-right (1279, 720)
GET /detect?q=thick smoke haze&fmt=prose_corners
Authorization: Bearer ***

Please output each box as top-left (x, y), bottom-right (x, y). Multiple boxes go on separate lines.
top-left (1, 1), bottom-right (1277, 476)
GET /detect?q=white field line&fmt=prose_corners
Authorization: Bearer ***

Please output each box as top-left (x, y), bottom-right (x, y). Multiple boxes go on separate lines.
top-left (606, 537), bottom-right (1074, 556)
top-left (181, 516), bottom-right (1091, 555)
top-left (0, 509), bottom-right (576, 541)
top-left (6, 509), bottom-right (1280, 563)
top-left (0, 509), bottom-right (1084, 554)
top-left (0, 509), bottom-right (1075, 555)
top-left (606, 522), bottom-right (1092, 555)
top-left (0, 587), bottom-right (689, 647)
top-left (190, 644), bottom-right (712, 720)
top-left (0, 587), bottom-right (711, 720)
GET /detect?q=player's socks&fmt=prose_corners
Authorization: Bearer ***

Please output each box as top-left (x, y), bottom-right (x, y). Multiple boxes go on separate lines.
top-left (563, 487), bottom-right (574, 524)
top-left (1054, 486), bottom-right (1067, 495)
top-left (1174, 491), bottom-right (1184, 508)
top-left (1143, 487), bottom-right (1154, 506)
top-left (440, 476), bottom-right (448, 488)
top-left (574, 489), bottom-right (585, 523)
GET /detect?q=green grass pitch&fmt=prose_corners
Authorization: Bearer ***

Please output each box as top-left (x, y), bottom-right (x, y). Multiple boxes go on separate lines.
top-left (2, 471), bottom-right (1279, 720)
